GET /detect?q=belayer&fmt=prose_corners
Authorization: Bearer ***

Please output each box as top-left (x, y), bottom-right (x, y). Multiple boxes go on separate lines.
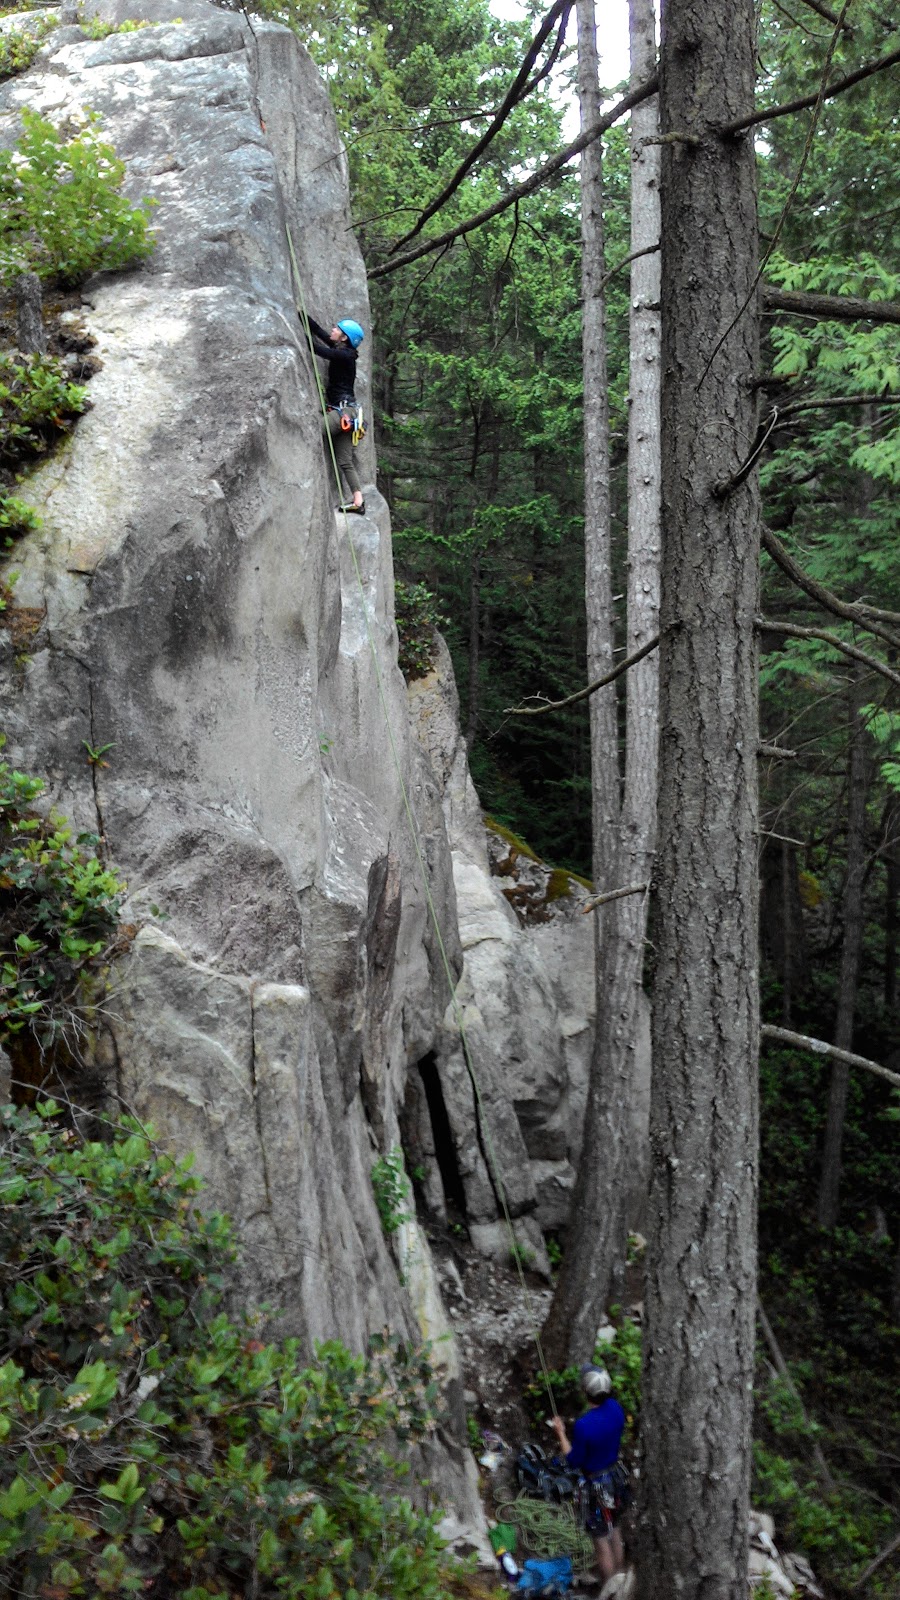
top-left (303, 312), bottom-right (366, 515)
top-left (550, 1364), bottom-right (629, 1586)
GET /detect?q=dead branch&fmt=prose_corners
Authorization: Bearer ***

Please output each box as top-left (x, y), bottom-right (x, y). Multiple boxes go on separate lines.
top-left (506, 632), bottom-right (660, 716)
top-left (722, 45), bottom-right (900, 137)
top-left (757, 617), bottom-right (900, 690)
top-left (758, 742), bottom-right (798, 760)
top-left (757, 1299), bottom-right (836, 1488)
top-left (598, 241), bottom-right (660, 295)
top-left (850, 1531), bottom-right (900, 1591)
top-left (761, 526), bottom-right (900, 652)
top-left (368, 72), bottom-right (659, 280)
top-left (762, 286), bottom-right (900, 324)
top-left (794, 0), bottom-right (851, 25)
top-left (582, 882), bottom-right (647, 914)
top-left (761, 1025), bottom-right (900, 1090)
top-left (776, 392), bottom-right (900, 417)
top-left (387, 0), bottom-right (572, 256)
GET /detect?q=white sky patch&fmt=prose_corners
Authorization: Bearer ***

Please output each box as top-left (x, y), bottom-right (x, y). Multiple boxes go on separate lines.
top-left (489, 0), bottom-right (632, 138)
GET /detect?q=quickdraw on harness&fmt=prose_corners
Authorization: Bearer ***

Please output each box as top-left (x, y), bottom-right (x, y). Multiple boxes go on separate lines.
top-left (574, 1463), bottom-right (632, 1537)
top-left (330, 400), bottom-right (367, 446)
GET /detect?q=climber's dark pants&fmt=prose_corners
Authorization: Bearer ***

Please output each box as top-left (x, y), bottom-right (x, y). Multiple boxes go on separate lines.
top-left (322, 410), bottom-right (361, 499)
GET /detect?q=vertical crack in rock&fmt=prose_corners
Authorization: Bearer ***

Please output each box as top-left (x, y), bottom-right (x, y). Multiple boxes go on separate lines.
top-left (248, 987), bottom-right (273, 1214)
top-left (461, 1042), bottom-right (506, 1220)
top-left (86, 676), bottom-right (107, 859)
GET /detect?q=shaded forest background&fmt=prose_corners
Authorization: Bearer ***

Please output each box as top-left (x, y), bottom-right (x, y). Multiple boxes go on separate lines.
top-left (254, 0), bottom-right (900, 1587)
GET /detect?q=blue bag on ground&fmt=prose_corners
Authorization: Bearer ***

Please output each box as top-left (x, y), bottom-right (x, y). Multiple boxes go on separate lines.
top-left (516, 1557), bottom-right (574, 1596)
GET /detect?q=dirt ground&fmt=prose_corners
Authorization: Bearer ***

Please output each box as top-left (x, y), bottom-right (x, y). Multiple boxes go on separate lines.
top-left (431, 1232), bottom-right (636, 1598)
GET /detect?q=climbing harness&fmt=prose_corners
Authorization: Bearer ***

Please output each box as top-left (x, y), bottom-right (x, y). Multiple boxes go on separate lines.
top-left (286, 223), bottom-right (560, 1423)
top-left (328, 398), bottom-right (367, 444)
top-left (574, 1463), bottom-right (632, 1538)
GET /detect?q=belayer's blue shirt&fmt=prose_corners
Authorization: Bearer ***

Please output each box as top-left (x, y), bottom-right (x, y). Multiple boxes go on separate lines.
top-left (566, 1399), bottom-right (625, 1475)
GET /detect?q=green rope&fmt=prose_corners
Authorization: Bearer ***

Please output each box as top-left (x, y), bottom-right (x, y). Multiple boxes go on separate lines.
top-left (495, 1498), bottom-right (595, 1571)
top-left (283, 224), bottom-right (560, 1420)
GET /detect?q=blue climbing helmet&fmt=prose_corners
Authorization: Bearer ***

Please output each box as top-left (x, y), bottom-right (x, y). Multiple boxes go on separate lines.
top-left (337, 318), bottom-right (364, 348)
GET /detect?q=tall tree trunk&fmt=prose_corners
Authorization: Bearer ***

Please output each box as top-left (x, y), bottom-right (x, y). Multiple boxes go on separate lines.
top-left (618, 0), bottom-right (661, 1232)
top-left (638, 1), bottom-right (760, 1595)
top-left (541, 0), bottom-right (619, 1367)
top-left (577, 0), bottom-right (618, 892)
top-left (817, 668), bottom-right (869, 1228)
top-left (886, 795), bottom-right (899, 1013)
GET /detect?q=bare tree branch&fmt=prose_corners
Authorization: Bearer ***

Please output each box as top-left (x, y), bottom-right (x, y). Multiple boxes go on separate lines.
top-left (850, 1531), bottom-right (900, 1592)
top-left (757, 1298), bottom-right (836, 1488)
top-left (721, 45), bottom-right (900, 136)
top-left (368, 72), bottom-right (659, 280)
top-left (758, 617), bottom-right (900, 689)
top-left (761, 1024), bottom-right (900, 1090)
top-left (598, 240), bottom-right (660, 294)
top-left (582, 882), bottom-right (647, 913)
top-left (505, 632), bottom-right (660, 716)
top-left (761, 525), bottom-right (900, 651)
top-left (387, 0), bottom-right (572, 255)
top-left (758, 742), bottom-right (798, 759)
top-left (793, 0), bottom-right (849, 25)
top-left (762, 285), bottom-right (900, 324)
top-left (775, 391), bottom-right (900, 417)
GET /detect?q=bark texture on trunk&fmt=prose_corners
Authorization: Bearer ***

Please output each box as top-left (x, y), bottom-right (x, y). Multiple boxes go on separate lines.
top-left (577, 0), bottom-right (618, 891)
top-left (620, 0), bottom-right (661, 1230)
top-left (886, 795), bottom-right (899, 1013)
top-left (639, 1), bottom-right (760, 1595)
top-left (542, 0), bottom-right (661, 1367)
top-left (817, 670), bottom-right (869, 1228)
top-left (540, 0), bottom-right (619, 1367)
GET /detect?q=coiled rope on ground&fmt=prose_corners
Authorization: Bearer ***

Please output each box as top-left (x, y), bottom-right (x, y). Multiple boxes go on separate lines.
top-left (495, 1497), bottom-right (594, 1571)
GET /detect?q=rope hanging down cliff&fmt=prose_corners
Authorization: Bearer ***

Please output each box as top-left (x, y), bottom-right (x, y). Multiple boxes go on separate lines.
top-left (285, 223), bottom-right (559, 1422)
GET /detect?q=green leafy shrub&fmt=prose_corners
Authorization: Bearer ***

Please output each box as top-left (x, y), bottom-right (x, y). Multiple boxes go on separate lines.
top-left (524, 1315), bottom-right (642, 1442)
top-left (81, 15), bottom-right (149, 39)
top-left (371, 1145), bottom-right (412, 1235)
top-left (753, 1441), bottom-right (894, 1594)
top-left (0, 750), bottom-right (124, 1045)
top-left (0, 1101), bottom-right (458, 1600)
top-left (395, 579), bottom-right (446, 681)
top-left (0, 494), bottom-right (40, 547)
top-left (0, 15), bottom-right (57, 79)
top-left (0, 107), bottom-right (153, 286)
top-left (0, 350), bottom-right (89, 466)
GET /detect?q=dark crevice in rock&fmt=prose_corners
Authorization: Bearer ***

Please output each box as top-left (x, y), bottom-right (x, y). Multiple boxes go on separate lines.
top-left (418, 1053), bottom-right (467, 1218)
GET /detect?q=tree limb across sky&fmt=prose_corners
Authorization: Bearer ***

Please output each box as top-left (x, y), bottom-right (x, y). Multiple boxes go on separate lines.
top-left (368, 72), bottom-right (659, 279)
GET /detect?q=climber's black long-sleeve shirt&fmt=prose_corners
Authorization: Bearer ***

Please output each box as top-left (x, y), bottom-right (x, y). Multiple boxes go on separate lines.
top-left (306, 316), bottom-right (358, 407)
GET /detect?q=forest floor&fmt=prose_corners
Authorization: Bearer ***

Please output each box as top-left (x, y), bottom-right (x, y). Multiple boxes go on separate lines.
top-left (432, 1232), bottom-right (639, 1597)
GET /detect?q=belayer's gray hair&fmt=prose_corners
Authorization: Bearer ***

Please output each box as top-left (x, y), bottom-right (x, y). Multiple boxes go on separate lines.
top-left (580, 1364), bottom-right (612, 1400)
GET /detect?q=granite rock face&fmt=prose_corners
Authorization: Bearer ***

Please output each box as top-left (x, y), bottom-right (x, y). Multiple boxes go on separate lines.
top-left (0, 0), bottom-right (478, 1516)
top-left (407, 639), bottom-right (605, 1259)
top-left (0, 0), bottom-right (639, 1522)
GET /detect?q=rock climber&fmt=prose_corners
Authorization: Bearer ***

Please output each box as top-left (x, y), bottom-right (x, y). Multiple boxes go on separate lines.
top-left (551, 1364), bottom-right (628, 1585)
top-left (303, 312), bottom-right (366, 515)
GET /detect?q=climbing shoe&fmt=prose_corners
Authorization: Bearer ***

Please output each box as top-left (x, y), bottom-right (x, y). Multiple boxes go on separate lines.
top-left (339, 500), bottom-right (365, 515)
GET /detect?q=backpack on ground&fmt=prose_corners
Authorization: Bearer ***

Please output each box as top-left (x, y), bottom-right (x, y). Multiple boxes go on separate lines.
top-left (515, 1443), bottom-right (578, 1502)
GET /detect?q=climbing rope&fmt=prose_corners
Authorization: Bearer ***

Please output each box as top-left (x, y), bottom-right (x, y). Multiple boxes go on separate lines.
top-left (285, 224), bottom-right (560, 1421)
top-left (495, 1498), bottom-right (594, 1571)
